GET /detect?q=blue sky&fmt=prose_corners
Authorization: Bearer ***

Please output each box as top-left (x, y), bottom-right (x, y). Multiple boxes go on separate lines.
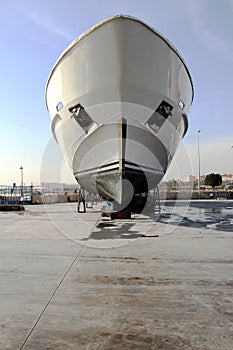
top-left (0, 0), bottom-right (233, 185)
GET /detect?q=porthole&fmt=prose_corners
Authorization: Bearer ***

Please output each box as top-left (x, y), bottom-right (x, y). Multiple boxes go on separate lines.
top-left (178, 100), bottom-right (185, 109)
top-left (56, 101), bottom-right (63, 112)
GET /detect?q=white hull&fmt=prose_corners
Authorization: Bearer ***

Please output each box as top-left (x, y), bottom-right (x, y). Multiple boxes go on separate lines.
top-left (45, 15), bottom-right (194, 202)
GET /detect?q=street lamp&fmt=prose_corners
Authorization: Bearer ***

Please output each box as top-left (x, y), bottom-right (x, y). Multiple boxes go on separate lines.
top-left (20, 165), bottom-right (24, 198)
top-left (197, 130), bottom-right (201, 198)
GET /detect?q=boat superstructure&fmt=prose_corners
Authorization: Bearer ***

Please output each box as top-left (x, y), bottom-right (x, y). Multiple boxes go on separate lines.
top-left (45, 15), bottom-right (194, 206)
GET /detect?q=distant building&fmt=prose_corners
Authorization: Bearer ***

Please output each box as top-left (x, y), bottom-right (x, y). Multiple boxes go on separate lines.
top-left (221, 174), bottom-right (233, 183)
top-left (183, 175), bottom-right (196, 183)
top-left (183, 175), bottom-right (205, 183)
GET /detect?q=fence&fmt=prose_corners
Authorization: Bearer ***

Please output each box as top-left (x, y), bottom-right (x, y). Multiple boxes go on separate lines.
top-left (0, 185), bottom-right (33, 204)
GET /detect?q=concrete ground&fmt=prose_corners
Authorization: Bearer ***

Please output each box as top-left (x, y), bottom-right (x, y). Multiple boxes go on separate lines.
top-left (0, 200), bottom-right (233, 350)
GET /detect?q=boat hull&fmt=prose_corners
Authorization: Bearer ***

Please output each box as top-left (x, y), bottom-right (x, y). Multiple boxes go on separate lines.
top-left (45, 15), bottom-right (194, 203)
top-left (73, 119), bottom-right (167, 202)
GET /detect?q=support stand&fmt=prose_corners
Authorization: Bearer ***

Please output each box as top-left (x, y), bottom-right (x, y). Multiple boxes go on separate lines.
top-left (153, 186), bottom-right (161, 218)
top-left (77, 188), bottom-right (86, 213)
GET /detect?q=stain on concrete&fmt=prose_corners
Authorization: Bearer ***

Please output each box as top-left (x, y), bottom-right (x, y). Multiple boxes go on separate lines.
top-left (159, 200), bottom-right (233, 232)
top-left (23, 328), bottom-right (194, 350)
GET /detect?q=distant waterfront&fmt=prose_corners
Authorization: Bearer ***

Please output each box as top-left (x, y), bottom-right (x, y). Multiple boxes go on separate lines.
top-left (1, 183), bottom-right (232, 206)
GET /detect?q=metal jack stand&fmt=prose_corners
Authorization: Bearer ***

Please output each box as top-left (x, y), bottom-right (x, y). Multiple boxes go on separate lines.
top-left (86, 193), bottom-right (94, 208)
top-left (153, 186), bottom-right (161, 218)
top-left (77, 188), bottom-right (86, 213)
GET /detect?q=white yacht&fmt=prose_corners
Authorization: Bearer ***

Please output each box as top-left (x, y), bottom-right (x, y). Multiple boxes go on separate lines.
top-left (45, 15), bottom-right (194, 205)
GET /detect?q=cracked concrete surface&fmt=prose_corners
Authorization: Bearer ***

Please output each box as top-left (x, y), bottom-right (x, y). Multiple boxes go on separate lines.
top-left (0, 201), bottom-right (233, 349)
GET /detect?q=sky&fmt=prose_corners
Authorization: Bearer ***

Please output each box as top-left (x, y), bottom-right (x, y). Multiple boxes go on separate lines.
top-left (0, 0), bottom-right (233, 186)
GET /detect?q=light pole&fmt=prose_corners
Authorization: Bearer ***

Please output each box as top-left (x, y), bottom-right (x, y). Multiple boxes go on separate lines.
top-left (20, 165), bottom-right (24, 198)
top-left (197, 130), bottom-right (201, 198)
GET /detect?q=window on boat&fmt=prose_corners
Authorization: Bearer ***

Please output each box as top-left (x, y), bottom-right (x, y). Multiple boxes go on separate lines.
top-left (69, 103), bottom-right (97, 134)
top-left (56, 101), bottom-right (63, 112)
top-left (178, 100), bottom-right (185, 109)
top-left (146, 100), bottom-right (173, 133)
